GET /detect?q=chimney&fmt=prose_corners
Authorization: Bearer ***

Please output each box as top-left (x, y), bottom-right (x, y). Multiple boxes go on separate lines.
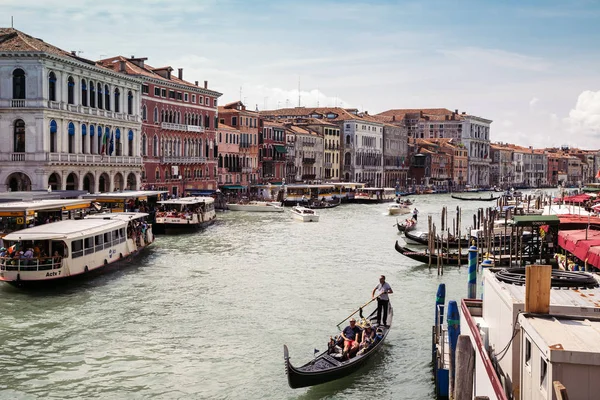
top-left (71, 51), bottom-right (77, 56)
top-left (178, 68), bottom-right (183, 80)
top-left (128, 57), bottom-right (147, 69)
top-left (392, 115), bottom-right (396, 122)
top-left (455, 109), bottom-right (458, 114)
top-left (204, 80), bottom-right (208, 89)
top-left (195, 81), bottom-right (199, 86)
top-left (420, 111), bottom-right (423, 118)
top-left (119, 60), bottom-right (126, 72)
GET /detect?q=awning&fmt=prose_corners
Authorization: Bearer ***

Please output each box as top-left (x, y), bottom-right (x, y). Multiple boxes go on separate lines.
top-left (221, 185), bottom-right (246, 190)
top-left (273, 145), bottom-right (287, 153)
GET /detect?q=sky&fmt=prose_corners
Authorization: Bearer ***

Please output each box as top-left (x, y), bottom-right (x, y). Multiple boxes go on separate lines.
top-left (2, 0), bottom-right (600, 149)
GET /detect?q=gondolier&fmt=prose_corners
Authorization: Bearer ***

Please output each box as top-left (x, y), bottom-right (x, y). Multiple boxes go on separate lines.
top-left (372, 275), bottom-right (393, 327)
top-left (412, 207), bottom-right (419, 221)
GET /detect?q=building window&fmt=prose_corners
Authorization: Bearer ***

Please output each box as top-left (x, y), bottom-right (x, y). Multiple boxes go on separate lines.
top-left (13, 119), bottom-right (25, 152)
top-left (204, 115), bottom-right (210, 129)
top-left (142, 134), bottom-right (147, 156)
top-left (199, 96), bottom-right (204, 105)
top-left (81, 79), bottom-right (87, 107)
top-left (155, 168), bottom-right (160, 180)
top-left (214, 99), bottom-right (217, 107)
top-left (169, 90), bottom-right (175, 99)
top-left (184, 93), bottom-right (189, 102)
top-left (89, 125), bottom-right (95, 154)
top-left (154, 87), bottom-right (160, 96)
top-left (154, 107), bottom-right (158, 123)
top-left (48, 72), bottom-right (57, 101)
top-left (97, 82), bottom-right (103, 109)
top-left (127, 91), bottom-right (133, 115)
top-left (177, 92), bottom-right (182, 100)
top-left (191, 94), bottom-right (196, 103)
top-left (142, 84), bottom-right (149, 94)
top-left (205, 97), bottom-right (209, 105)
top-left (67, 76), bottom-right (75, 104)
top-left (142, 105), bottom-right (147, 121)
top-left (50, 120), bottom-right (57, 152)
top-left (153, 135), bottom-right (158, 157)
top-left (128, 130), bottom-right (134, 156)
top-left (81, 124), bottom-right (87, 154)
top-left (12, 68), bottom-right (26, 99)
top-left (68, 122), bottom-right (75, 154)
top-left (161, 88), bottom-right (166, 97)
top-left (104, 84), bottom-right (110, 111)
top-left (89, 81), bottom-right (95, 108)
top-left (115, 128), bottom-right (122, 156)
top-left (114, 88), bottom-right (120, 112)
top-left (232, 116), bottom-right (237, 126)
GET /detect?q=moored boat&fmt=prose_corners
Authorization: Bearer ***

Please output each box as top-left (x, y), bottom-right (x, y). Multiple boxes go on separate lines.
top-left (227, 201), bottom-right (284, 212)
top-left (154, 196), bottom-right (216, 233)
top-left (0, 212), bottom-right (152, 287)
top-left (394, 241), bottom-right (469, 265)
top-left (388, 203), bottom-right (411, 216)
top-left (284, 303), bottom-right (393, 388)
top-left (451, 194), bottom-right (501, 201)
top-left (290, 206), bottom-right (319, 222)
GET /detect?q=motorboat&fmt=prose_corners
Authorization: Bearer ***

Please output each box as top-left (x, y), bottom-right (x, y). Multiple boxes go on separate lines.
top-left (227, 201), bottom-right (284, 212)
top-left (290, 206), bottom-right (319, 222)
top-left (154, 197), bottom-right (216, 233)
top-left (388, 203), bottom-right (411, 216)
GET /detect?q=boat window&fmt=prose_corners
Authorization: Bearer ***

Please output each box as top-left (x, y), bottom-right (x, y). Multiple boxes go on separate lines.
top-left (119, 228), bottom-right (125, 238)
top-left (72, 239), bottom-right (83, 259)
top-left (525, 338), bottom-right (531, 367)
top-left (95, 234), bottom-right (103, 252)
top-left (540, 357), bottom-right (548, 389)
top-left (104, 232), bottom-right (111, 243)
top-left (84, 237), bottom-right (95, 255)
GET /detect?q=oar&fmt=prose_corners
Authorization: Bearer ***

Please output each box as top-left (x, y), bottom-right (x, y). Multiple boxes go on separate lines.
top-left (393, 218), bottom-right (399, 227)
top-left (336, 296), bottom-right (379, 330)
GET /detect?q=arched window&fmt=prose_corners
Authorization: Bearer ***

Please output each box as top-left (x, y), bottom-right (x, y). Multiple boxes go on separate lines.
top-left (205, 115), bottom-right (210, 129)
top-left (155, 168), bottom-right (160, 180)
top-left (128, 130), bottom-right (134, 156)
top-left (89, 125), bottom-right (95, 154)
top-left (97, 82), bottom-right (103, 109)
top-left (219, 132), bottom-right (222, 143)
top-left (115, 128), bottom-right (122, 156)
top-left (48, 72), bottom-right (57, 101)
top-left (49, 120), bottom-right (57, 153)
top-left (13, 68), bottom-right (26, 99)
top-left (153, 135), bottom-right (158, 157)
top-left (114, 88), bottom-right (120, 113)
top-left (89, 80), bottom-right (96, 108)
top-left (81, 124), bottom-right (87, 154)
top-left (153, 107), bottom-right (158, 123)
top-left (104, 84), bottom-right (110, 111)
top-left (127, 91), bottom-right (133, 115)
top-left (97, 126), bottom-right (103, 154)
top-left (68, 122), bottom-right (75, 154)
top-left (142, 105), bottom-right (147, 120)
top-left (67, 76), bottom-right (75, 104)
top-left (13, 119), bottom-right (25, 152)
top-left (81, 79), bottom-right (88, 107)
top-left (142, 134), bottom-right (147, 156)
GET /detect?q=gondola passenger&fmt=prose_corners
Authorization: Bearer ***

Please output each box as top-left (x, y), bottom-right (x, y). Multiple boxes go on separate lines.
top-left (340, 318), bottom-right (362, 360)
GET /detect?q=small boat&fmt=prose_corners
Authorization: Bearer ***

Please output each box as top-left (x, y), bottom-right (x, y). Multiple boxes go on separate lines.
top-left (154, 196), bottom-right (216, 233)
top-left (394, 241), bottom-right (469, 265)
top-left (227, 201), bottom-right (284, 212)
top-left (284, 303), bottom-right (393, 388)
top-left (290, 206), bottom-right (319, 222)
top-left (404, 230), bottom-right (465, 248)
top-left (388, 203), bottom-right (411, 216)
top-left (451, 194), bottom-right (501, 201)
top-left (396, 218), bottom-right (416, 232)
top-left (307, 199), bottom-right (341, 210)
top-left (0, 212), bottom-right (153, 287)
top-left (396, 198), bottom-right (413, 206)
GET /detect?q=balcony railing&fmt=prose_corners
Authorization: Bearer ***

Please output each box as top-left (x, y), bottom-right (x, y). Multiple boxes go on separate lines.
top-left (161, 156), bottom-right (208, 164)
top-left (324, 162), bottom-right (332, 168)
top-left (47, 152), bottom-right (143, 165)
top-left (161, 122), bottom-right (205, 133)
top-left (363, 165), bottom-right (381, 170)
top-left (302, 158), bottom-right (316, 164)
top-left (11, 99), bottom-right (25, 108)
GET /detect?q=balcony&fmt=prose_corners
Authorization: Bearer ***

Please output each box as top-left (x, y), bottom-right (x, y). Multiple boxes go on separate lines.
top-left (324, 162), bottom-right (332, 168)
top-left (161, 156), bottom-right (207, 164)
top-left (363, 165), bottom-right (381, 170)
top-left (242, 167), bottom-right (253, 173)
top-left (47, 152), bottom-right (143, 166)
top-left (302, 158), bottom-right (316, 164)
top-left (302, 174), bottom-right (316, 180)
top-left (0, 152), bottom-right (39, 162)
top-left (161, 122), bottom-right (205, 133)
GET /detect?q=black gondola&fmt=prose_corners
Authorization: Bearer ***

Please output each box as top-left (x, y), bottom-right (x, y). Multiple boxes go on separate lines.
top-left (394, 241), bottom-right (469, 265)
top-left (396, 218), bottom-right (416, 232)
top-left (284, 304), bottom-right (393, 389)
top-left (404, 230), bottom-right (464, 248)
top-left (451, 194), bottom-right (501, 201)
top-left (307, 199), bottom-right (342, 210)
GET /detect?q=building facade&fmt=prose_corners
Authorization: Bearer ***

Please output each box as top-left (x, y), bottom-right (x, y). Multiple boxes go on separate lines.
top-left (217, 123), bottom-right (243, 187)
top-left (284, 124), bottom-right (324, 182)
top-left (260, 121), bottom-right (287, 184)
top-left (461, 115), bottom-right (492, 186)
top-left (98, 56), bottom-right (221, 197)
top-left (0, 28), bottom-right (143, 193)
top-left (382, 123), bottom-right (409, 188)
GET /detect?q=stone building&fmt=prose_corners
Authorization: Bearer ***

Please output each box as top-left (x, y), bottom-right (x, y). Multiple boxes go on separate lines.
top-left (0, 28), bottom-right (143, 193)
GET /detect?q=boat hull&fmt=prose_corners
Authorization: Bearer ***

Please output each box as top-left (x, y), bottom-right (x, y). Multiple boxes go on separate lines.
top-left (152, 218), bottom-right (215, 234)
top-left (227, 202), bottom-right (284, 212)
top-left (451, 195), bottom-right (500, 201)
top-left (388, 206), bottom-right (411, 216)
top-left (291, 213), bottom-right (319, 222)
top-left (394, 241), bottom-right (468, 265)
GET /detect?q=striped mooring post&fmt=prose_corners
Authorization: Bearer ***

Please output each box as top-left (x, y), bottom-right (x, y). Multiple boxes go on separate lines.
top-left (433, 284), bottom-right (446, 362)
top-left (447, 300), bottom-right (460, 397)
top-left (467, 245), bottom-right (478, 299)
top-left (480, 258), bottom-right (493, 299)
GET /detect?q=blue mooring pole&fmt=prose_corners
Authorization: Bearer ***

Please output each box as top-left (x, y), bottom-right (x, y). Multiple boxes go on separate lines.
top-left (447, 300), bottom-right (460, 397)
top-left (433, 283), bottom-right (446, 362)
top-left (467, 245), bottom-right (477, 299)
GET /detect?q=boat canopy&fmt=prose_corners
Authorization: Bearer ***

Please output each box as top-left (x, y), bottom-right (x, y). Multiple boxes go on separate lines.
top-left (2, 217), bottom-right (129, 241)
top-left (512, 215), bottom-right (560, 227)
top-left (157, 196), bottom-right (214, 205)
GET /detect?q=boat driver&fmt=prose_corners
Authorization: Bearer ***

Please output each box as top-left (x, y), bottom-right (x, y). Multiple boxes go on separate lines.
top-left (340, 318), bottom-right (362, 359)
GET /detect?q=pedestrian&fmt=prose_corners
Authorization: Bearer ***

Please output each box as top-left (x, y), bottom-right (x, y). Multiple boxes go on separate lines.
top-left (372, 275), bottom-right (393, 327)
top-left (412, 207), bottom-right (419, 221)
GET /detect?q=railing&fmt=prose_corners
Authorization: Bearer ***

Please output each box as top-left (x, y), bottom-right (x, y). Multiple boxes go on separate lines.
top-left (48, 100), bottom-right (62, 109)
top-left (242, 167), bottom-right (253, 173)
top-left (363, 165), bottom-right (381, 170)
top-left (11, 99), bottom-right (25, 108)
top-left (160, 156), bottom-right (207, 164)
top-left (324, 162), bottom-right (332, 168)
top-left (0, 257), bottom-right (62, 272)
top-left (343, 164), bottom-right (352, 172)
top-left (67, 104), bottom-right (78, 112)
top-left (161, 122), bottom-right (205, 133)
top-left (11, 152), bottom-right (25, 161)
top-left (47, 152), bottom-right (143, 165)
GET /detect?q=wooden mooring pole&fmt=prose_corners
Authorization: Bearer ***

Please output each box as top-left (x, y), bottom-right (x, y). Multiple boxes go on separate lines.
top-left (454, 335), bottom-right (475, 400)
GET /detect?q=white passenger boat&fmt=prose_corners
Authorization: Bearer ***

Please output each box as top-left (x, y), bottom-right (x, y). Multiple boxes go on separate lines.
top-left (0, 213), bottom-right (152, 286)
top-left (354, 188), bottom-right (397, 203)
top-left (227, 201), bottom-right (284, 212)
top-left (154, 197), bottom-right (216, 233)
top-left (388, 203), bottom-right (411, 216)
top-left (290, 206), bottom-right (319, 222)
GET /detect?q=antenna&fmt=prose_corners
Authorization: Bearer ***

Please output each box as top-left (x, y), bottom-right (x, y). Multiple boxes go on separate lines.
top-left (11, 16), bottom-right (14, 28)
top-left (239, 86), bottom-right (242, 102)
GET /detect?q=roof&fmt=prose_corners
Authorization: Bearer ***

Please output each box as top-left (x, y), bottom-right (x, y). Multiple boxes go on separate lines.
top-left (157, 196), bottom-right (214, 205)
top-left (376, 108), bottom-right (464, 122)
top-left (2, 217), bottom-right (128, 241)
top-left (82, 190), bottom-right (167, 200)
top-left (260, 107), bottom-right (382, 124)
top-left (0, 199), bottom-right (91, 213)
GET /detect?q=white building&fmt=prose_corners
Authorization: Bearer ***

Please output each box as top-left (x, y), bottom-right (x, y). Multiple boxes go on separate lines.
top-left (0, 28), bottom-right (143, 193)
top-left (461, 115), bottom-right (492, 186)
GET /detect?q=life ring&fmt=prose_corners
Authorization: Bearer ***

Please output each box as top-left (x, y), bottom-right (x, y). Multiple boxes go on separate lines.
top-left (16, 217), bottom-right (24, 225)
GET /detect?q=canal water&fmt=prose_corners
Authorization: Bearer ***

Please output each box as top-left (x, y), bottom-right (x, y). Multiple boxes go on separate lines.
top-left (0, 192), bottom-right (544, 399)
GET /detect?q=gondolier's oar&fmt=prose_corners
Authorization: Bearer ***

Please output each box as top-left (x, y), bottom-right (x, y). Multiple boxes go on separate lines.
top-left (336, 296), bottom-right (380, 330)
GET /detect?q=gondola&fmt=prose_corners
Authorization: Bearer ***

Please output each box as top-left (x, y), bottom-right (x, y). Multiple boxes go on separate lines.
top-left (451, 194), bottom-right (501, 201)
top-left (284, 303), bottom-right (393, 388)
top-left (307, 199), bottom-right (342, 210)
top-left (394, 241), bottom-right (469, 265)
top-left (404, 230), bottom-right (465, 248)
top-left (396, 218), bottom-right (416, 232)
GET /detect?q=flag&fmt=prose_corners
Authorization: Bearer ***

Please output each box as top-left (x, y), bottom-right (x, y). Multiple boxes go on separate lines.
top-left (109, 131), bottom-right (114, 156)
top-left (314, 348), bottom-right (319, 355)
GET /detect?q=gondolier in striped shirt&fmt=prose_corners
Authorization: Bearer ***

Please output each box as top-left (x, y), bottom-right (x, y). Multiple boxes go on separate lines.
top-left (372, 275), bottom-right (393, 327)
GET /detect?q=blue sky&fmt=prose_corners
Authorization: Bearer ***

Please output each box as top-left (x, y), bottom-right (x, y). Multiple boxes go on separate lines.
top-left (2, 0), bottom-right (600, 148)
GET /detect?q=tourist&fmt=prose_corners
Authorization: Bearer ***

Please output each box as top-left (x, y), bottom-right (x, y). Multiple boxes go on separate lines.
top-left (372, 275), bottom-right (393, 327)
top-left (340, 318), bottom-right (362, 359)
top-left (23, 248), bottom-right (34, 259)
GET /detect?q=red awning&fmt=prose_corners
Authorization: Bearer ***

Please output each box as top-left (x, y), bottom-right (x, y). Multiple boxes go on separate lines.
top-left (558, 229), bottom-right (600, 253)
top-left (573, 239), bottom-right (600, 262)
top-left (559, 214), bottom-right (600, 226)
top-left (560, 194), bottom-right (592, 204)
top-left (587, 246), bottom-right (600, 269)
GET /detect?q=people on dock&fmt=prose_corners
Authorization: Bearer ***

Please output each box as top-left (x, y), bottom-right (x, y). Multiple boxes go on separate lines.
top-left (372, 275), bottom-right (393, 327)
top-left (341, 318), bottom-right (362, 360)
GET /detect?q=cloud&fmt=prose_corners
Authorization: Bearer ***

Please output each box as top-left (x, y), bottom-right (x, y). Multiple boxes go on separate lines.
top-left (564, 90), bottom-right (600, 136)
top-left (438, 47), bottom-right (551, 72)
top-left (529, 97), bottom-right (539, 108)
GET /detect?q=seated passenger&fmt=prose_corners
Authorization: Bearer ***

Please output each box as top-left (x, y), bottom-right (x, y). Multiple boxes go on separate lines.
top-left (356, 323), bottom-right (375, 356)
top-left (340, 318), bottom-right (362, 360)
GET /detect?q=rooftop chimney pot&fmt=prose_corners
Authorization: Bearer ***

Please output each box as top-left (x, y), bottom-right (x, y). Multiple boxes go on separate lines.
top-left (195, 81), bottom-right (199, 86)
top-left (204, 80), bottom-right (208, 89)
top-left (178, 68), bottom-right (183, 80)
